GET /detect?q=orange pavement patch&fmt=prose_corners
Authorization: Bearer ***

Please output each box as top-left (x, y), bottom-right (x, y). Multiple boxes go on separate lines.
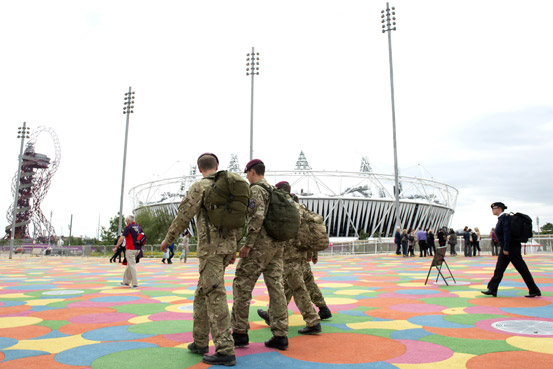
top-left (0, 353), bottom-right (76, 369)
top-left (467, 351), bottom-right (553, 369)
top-left (357, 297), bottom-right (422, 308)
top-left (424, 326), bottom-right (512, 340)
top-left (283, 333), bottom-right (406, 363)
top-left (468, 297), bottom-right (550, 308)
top-left (136, 335), bottom-right (182, 347)
top-left (366, 308), bottom-right (430, 320)
top-left (28, 307), bottom-right (116, 321)
top-left (0, 325), bottom-right (51, 340)
top-left (0, 305), bottom-right (32, 315)
top-left (58, 321), bottom-right (129, 335)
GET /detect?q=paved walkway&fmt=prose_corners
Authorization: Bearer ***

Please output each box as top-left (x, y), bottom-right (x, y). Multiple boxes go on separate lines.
top-left (1, 254), bottom-right (552, 368)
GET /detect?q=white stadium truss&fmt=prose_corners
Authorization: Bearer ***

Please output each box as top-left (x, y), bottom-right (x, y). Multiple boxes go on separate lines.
top-left (129, 168), bottom-right (458, 238)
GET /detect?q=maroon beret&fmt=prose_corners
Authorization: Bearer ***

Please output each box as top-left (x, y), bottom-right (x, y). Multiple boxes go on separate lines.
top-left (275, 181), bottom-right (289, 189)
top-left (244, 159), bottom-right (264, 173)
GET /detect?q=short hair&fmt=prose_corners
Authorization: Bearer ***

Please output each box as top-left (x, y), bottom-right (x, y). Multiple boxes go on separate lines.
top-left (126, 214), bottom-right (135, 222)
top-left (197, 153), bottom-right (218, 171)
top-left (250, 162), bottom-right (265, 176)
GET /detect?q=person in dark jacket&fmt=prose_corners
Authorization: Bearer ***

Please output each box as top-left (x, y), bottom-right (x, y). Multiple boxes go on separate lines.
top-left (426, 229), bottom-right (435, 256)
top-left (463, 227), bottom-right (472, 257)
top-left (481, 202), bottom-right (541, 298)
top-left (394, 227), bottom-right (402, 255)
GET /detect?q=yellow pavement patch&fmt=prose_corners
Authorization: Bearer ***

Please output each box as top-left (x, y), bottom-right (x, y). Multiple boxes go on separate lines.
top-left (394, 352), bottom-right (474, 369)
top-left (398, 273), bottom-right (427, 276)
top-left (0, 317), bottom-right (43, 329)
top-left (153, 296), bottom-right (183, 303)
top-left (347, 320), bottom-right (420, 330)
top-left (173, 289), bottom-right (195, 295)
top-left (397, 282), bottom-right (428, 287)
top-left (26, 299), bottom-right (65, 306)
top-left (166, 303), bottom-right (194, 313)
top-left (99, 288), bottom-right (140, 294)
top-left (318, 283), bottom-right (354, 288)
top-left (450, 291), bottom-right (482, 298)
top-left (442, 307), bottom-right (467, 315)
top-left (323, 297), bottom-right (357, 305)
top-left (334, 289), bottom-right (374, 296)
top-left (11, 334), bottom-right (98, 354)
top-left (251, 299), bottom-right (270, 307)
top-left (288, 314), bottom-right (307, 327)
top-left (0, 293), bottom-right (30, 299)
top-left (128, 315), bottom-right (152, 324)
top-left (507, 336), bottom-right (553, 354)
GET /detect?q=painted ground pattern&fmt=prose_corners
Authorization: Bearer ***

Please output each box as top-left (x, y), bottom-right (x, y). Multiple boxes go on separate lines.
top-left (1, 255), bottom-right (552, 368)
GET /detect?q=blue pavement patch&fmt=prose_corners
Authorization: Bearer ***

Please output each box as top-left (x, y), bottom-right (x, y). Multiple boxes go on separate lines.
top-left (5, 284), bottom-right (59, 290)
top-left (0, 337), bottom-right (18, 350)
top-left (0, 301), bottom-right (26, 307)
top-left (31, 330), bottom-right (70, 340)
top-left (408, 315), bottom-right (473, 328)
top-left (318, 276), bottom-right (359, 281)
top-left (0, 349), bottom-right (49, 361)
top-left (502, 306), bottom-right (553, 319)
top-left (30, 306), bottom-right (64, 312)
top-left (82, 325), bottom-right (155, 341)
top-left (90, 296), bottom-right (141, 303)
top-left (55, 342), bottom-right (157, 366)
top-left (390, 328), bottom-right (434, 340)
top-left (234, 351), bottom-right (398, 368)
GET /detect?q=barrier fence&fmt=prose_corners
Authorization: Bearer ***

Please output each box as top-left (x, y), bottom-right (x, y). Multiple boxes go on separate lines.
top-left (2, 236), bottom-right (552, 258)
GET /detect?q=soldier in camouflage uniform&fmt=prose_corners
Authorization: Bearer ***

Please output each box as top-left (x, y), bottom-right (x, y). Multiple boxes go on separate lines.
top-left (304, 251), bottom-right (332, 319)
top-left (161, 153), bottom-right (238, 367)
top-left (257, 181), bottom-right (321, 334)
top-left (231, 159), bottom-right (289, 350)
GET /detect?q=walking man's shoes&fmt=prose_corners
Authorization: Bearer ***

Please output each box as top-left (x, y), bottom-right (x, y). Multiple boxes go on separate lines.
top-left (481, 289), bottom-right (497, 297)
top-left (525, 292), bottom-right (542, 298)
top-left (298, 323), bottom-right (321, 335)
top-left (318, 305), bottom-right (332, 320)
top-left (202, 353), bottom-right (236, 366)
top-left (264, 335), bottom-right (288, 350)
top-left (232, 332), bottom-right (249, 347)
top-left (187, 342), bottom-right (208, 355)
top-left (257, 309), bottom-right (271, 326)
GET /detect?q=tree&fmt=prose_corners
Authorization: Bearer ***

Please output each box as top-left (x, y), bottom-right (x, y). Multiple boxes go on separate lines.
top-left (100, 213), bottom-right (120, 245)
top-left (135, 208), bottom-right (175, 244)
top-left (540, 222), bottom-right (553, 234)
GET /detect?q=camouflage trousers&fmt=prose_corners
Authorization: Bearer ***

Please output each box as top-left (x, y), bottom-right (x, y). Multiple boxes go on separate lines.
top-left (232, 245), bottom-right (288, 337)
top-left (284, 258), bottom-right (320, 327)
top-left (193, 253), bottom-right (235, 355)
top-left (302, 260), bottom-right (326, 308)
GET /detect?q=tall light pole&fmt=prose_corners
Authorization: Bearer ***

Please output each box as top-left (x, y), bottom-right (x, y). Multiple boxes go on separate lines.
top-left (9, 122), bottom-right (30, 259)
top-left (118, 87), bottom-right (135, 236)
top-left (246, 47), bottom-right (260, 161)
top-left (381, 3), bottom-right (401, 235)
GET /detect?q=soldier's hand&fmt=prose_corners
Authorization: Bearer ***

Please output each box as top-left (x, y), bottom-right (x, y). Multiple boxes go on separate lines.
top-left (503, 250), bottom-right (509, 255)
top-left (239, 245), bottom-right (251, 258)
top-left (160, 240), bottom-right (168, 252)
top-left (227, 253), bottom-right (237, 266)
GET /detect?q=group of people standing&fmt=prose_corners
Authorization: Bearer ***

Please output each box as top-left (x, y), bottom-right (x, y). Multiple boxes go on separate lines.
top-left (158, 155), bottom-right (331, 367)
top-left (461, 226), bottom-right (481, 256)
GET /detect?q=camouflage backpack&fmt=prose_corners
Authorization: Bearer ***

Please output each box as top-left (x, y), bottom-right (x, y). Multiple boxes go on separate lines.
top-left (203, 170), bottom-right (252, 231)
top-left (296, 205), bottom-right (330, 252)
top-left (254, 183), bottom-right (300, 241)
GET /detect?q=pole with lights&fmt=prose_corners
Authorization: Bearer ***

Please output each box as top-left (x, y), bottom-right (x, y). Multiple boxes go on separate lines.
top-left (246, 47), bottom-right (260, 161)
top-left (9, 122), bottom-right (31, 259)
top-left (381, 3), bottom-right (401, 235)
top-left (118, 87), bottom-right (135, 236)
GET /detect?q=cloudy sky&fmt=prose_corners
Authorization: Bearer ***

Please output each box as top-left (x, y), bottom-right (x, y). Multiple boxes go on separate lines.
top-left (1, 0), bottom-right (552, 239)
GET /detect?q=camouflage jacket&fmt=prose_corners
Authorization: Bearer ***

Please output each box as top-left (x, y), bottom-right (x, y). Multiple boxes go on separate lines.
top-left (284, 202), bottom-right (308, 261)
top-left (244, 178), bottom-right (275, 249)
top-left (163, 174), bottom-right (239, 257)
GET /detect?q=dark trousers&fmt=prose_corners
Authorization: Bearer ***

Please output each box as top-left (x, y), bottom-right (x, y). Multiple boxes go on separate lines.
top-left (419, 240), bottom-right (427, 257)
top-left (472, 241), bottom-right (481, 256)
top-left (464, 241), bottom-right (472, 256)
top-left (491, 242), bottom-right (500, 256)
top-left (487, 243), bottom-right (540, 294)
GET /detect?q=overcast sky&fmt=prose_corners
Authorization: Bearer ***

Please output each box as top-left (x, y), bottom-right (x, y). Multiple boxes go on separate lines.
top-left (1, 0), bottom-right (552, 239)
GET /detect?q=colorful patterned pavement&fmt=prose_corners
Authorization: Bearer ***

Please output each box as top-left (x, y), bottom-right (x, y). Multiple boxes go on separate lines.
top-left (1, 254), bottom-right (552, 368)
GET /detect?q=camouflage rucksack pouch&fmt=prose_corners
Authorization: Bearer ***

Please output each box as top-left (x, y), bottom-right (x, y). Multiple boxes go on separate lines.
top-left (204, 170), bottom-right (252, 231)
top-left (297, 206), bottom-right (330, 252)
top-left (255, 183), bottom-right (300, 241)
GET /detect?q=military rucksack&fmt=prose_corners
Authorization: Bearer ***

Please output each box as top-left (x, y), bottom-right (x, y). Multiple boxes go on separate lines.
top-left (203, 170), bottom-right (252, 231)
top-left (510, 212), bottom-right (533, 243)
top-left (296, 205), bottom-right (329, 252)
top-left (254, 183), bottom-right (300, 241)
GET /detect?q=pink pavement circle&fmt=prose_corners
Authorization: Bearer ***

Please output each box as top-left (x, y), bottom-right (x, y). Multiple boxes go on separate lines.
top-left (68, 312), bottom-right (137, 324)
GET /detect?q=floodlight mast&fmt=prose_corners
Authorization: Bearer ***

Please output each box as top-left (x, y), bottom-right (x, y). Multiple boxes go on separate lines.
top-left (381, 3), bottom-right (401, 233)
top-left (118, 87), bottom-right (135, 236)
top-left (246, 47), bottom-right (260, 161)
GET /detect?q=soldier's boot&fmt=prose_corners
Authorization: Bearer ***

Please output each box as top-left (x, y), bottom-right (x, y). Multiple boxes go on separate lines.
top-left (187, 342), bottom-right (208, 355)
top-left (318, 305), bottom-right (332, 320)
top-left (298, 323), bottom-right (321, 335)
top-left (232, 332), bottom-right (249, 347)
top-left (257, 309), bottom-right (271, 326)
top-left (202, 353), bottom-right (236, 366)
top-left (264, 336), bottom-right (288, 350)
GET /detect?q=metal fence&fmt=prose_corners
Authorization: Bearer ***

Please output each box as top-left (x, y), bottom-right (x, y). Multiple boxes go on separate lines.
top-left (2, 236), bottom-right (552, 258)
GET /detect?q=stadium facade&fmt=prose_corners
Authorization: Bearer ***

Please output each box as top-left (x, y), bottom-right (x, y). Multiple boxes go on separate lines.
top-left (129, 153), bottom-right (458, 238)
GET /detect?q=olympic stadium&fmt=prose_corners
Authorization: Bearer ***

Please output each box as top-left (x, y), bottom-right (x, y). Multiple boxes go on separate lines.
top-left (129, 153), bottom-right (458, 238)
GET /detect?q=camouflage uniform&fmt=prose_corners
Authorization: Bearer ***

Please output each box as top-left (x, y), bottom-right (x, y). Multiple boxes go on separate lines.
top-left (231, 178), bottom-right (288, 337)
top-left (283, 203), bottom-right (320, 327)
top-left (303, 251), bottom-right (326, 308)
top-left (163, 174), bottom-right (238, 356)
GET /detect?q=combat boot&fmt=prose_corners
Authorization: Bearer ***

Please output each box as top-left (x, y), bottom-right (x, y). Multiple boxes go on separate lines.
top-left (202, 353), bottom-right (236, 366)
top-left (257, 308), bottom-right (271, 326)
top-left (232, 332), bottom-right (249, 347)
top-left (187, 342), bottom-right (208, 354)
top-left (264, 335), bottom-right (288, 350)
top-left (298, 323), bottom-right (321, 335)
top-left (318, 305), bottom-right (332, 320)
